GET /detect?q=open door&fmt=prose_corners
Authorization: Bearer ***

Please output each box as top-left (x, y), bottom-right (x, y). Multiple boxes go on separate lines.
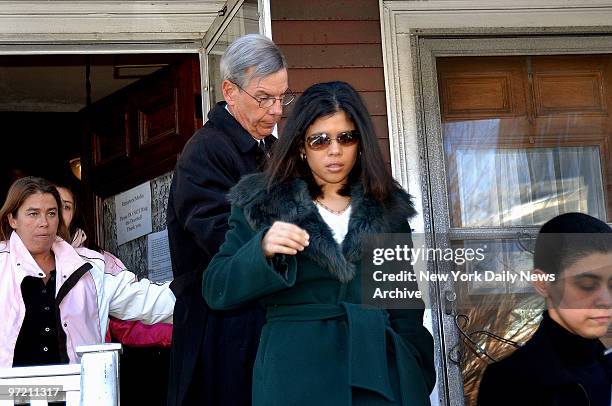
top-left (81, 0), bottom-right (271, 246)
top-left (202, 0), bottom-right (262, 113)
top-left (80, 54), bottom-right (201, 244)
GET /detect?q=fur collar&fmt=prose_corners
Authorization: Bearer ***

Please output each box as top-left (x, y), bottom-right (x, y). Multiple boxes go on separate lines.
top-left (228, 173), bottom-right (416, 282)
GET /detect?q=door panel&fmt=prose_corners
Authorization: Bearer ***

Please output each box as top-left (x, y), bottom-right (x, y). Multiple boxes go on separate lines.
top-left (82, 54), bottom-right (200, 199)
top-left (412, 34), bottom-right (612, 406)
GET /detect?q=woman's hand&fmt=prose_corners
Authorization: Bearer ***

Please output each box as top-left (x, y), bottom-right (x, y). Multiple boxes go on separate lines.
top-left (262, 221), bottom-right (309, 258)
top-left (70, 228), bottom-right (87, 248)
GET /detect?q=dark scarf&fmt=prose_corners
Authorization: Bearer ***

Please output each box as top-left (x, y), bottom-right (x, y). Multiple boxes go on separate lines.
top-left (228, 173), bottom-right (416, 283)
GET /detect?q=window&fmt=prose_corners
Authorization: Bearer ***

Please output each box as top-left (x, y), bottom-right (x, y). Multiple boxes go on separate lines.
top-left (418, 41), bottom-right (612, 406)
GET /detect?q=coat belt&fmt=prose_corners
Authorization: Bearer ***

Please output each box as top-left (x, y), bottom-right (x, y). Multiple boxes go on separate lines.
top-left (266, 302), bottom-right (396, 401)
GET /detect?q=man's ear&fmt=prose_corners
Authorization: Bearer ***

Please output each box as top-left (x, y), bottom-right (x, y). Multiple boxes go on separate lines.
top-left (7, 213), bottom-right (17, 230)
top-left (222, 80), bottom-right (238, 107)
top-left (532, 269), bottom-right (550, 298)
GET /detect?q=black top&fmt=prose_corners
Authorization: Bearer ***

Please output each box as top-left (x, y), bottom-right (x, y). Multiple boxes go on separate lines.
top-left (545, 312), bottom-right (611, 406)
top-left (166, 101), bottom-right (273, 406)
top-left (167, 101), bottom-right (274, 285)
top-left (13, 271), bottom-right (62, 366)
top-left (478, 311), bottom-right (612, 406)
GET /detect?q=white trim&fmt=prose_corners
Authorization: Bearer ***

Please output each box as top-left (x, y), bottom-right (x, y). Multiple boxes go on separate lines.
top-left (380, 2), bottom-right (426, 234)
top-left (199, 49), bottom-right (210, 123)
top-left (382, 0), bottom-right (612, 11)
top-left (0, 1), bottom-right (223, 14)
top-left (203, 0), bottom-right (245, 50)
top-left (0, 43), bottom-right (201, 55)
top-left (0, 1), bottom-right (224, 41)
top-left (259, 0), bottom-right (276, 137)
top-left (259, 0), bottom-right (273, 39)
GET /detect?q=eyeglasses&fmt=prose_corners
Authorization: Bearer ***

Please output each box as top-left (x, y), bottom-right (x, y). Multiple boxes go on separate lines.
top-left (231, 81), bottom-right (295, 109)
top-left (305, 130), bottom-right (360, 151)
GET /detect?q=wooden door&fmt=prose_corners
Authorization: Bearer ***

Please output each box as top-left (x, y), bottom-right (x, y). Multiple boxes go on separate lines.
top-left (80, 54), bottom-right (201, 242)
top-left (436, 54), bottom-right (612, 405)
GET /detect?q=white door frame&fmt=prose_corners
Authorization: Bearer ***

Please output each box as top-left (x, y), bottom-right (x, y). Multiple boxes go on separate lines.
top-left (0, 0), bottom-right (272, 123)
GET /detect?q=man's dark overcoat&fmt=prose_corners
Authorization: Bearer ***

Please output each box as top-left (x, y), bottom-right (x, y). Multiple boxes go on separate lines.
top-left (166, 102), bottom-right (273, 406)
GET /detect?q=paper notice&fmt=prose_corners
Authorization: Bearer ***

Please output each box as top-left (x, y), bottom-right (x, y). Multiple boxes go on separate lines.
top-left (147, 229), bottom-right (173, 283)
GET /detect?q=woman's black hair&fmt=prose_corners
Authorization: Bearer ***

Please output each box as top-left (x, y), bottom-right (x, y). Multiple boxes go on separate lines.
top-left (53, 179), bottom-right (102, 252)
top-left (534, 212), bottom-right (612, 277)
top-left (265, 81), bottom-right (395, 201)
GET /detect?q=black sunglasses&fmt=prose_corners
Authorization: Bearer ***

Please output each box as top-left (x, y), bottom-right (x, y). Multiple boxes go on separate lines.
top-left (305, 130), bottom-right (360, 151)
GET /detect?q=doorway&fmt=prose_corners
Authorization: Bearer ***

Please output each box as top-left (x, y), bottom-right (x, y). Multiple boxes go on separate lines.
top-left (0, 52), bottom-right (201, 235)
top-left (0, 52), bottom-right (201, 406)
top-left (0, 1), bottom-right (268, 404)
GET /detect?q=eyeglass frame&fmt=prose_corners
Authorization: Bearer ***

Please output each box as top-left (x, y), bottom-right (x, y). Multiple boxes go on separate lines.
top-left (230, 80), bottom-right (295, 109)
top-left (304, 130), bottom-right (361, 151)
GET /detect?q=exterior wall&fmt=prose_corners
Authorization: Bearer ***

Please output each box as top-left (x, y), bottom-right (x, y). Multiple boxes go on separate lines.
top-left (270, 0), bottom-right (391, 165)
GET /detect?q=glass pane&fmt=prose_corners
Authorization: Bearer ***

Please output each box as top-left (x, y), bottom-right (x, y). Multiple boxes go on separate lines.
top-left (438, 55), bottom-right (611, 227)
top-left (207, 0), bottom-right (259, 106)
top-left (449, 236), bottom-right (612, 405)
top-left (449, 238), bottom-right (545, 406)
top-left (452, 145), bottom-right (604, 227)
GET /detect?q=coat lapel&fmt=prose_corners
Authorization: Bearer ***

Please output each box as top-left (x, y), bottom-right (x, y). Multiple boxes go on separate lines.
top-left (228, 173), bottom-right (415, 282)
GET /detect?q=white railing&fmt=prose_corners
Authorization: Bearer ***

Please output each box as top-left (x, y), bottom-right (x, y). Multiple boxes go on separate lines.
top-left (0, 343), bottom-right (121, 406)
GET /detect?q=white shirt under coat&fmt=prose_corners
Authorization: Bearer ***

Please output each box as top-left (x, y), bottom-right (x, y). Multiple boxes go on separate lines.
top-left (315, 204), bottom-right (352, 244)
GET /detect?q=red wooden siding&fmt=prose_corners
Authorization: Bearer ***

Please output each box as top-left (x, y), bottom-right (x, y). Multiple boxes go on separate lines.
top-left (271, 0), bottom-right (390, 166)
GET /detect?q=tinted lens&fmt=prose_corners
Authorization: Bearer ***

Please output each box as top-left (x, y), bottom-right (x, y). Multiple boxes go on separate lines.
top-left (306, 134), bottom-right (331, 150)
top-left (337, 131), bottom-right (359, 145)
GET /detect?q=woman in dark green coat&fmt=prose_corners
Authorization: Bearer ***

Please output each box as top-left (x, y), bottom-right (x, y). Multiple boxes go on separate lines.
top-left (203, 81), bottom-right (436, 405)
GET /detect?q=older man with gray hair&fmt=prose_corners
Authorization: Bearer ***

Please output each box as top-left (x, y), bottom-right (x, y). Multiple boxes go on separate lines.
top-left (166, 34), bottom-right (293, 406)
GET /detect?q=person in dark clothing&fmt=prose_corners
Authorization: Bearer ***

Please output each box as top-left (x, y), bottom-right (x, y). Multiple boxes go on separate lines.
top-left (203, 81), bottom-right (435, 405)
top-left (166, 33), bottom-right (294, 406)
top-left (478, 212), bottom-right (612, 406)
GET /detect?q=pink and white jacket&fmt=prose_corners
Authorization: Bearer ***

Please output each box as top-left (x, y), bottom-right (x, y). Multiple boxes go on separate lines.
top-left (71, 230), bottom-right (173, 348)
top-left (0, 232), bottom-right (175, 367)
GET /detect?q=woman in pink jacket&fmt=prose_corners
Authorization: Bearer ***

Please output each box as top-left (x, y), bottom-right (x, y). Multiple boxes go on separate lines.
top-left (0, 176), bottom-right (175, 367)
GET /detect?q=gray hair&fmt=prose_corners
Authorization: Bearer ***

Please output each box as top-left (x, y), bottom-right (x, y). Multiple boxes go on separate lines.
top-left (220, 34), bottom-right (287, 88)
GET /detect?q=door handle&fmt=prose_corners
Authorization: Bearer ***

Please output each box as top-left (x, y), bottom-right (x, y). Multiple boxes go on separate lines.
top-left (444, 290), bottom-right (456, 316)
